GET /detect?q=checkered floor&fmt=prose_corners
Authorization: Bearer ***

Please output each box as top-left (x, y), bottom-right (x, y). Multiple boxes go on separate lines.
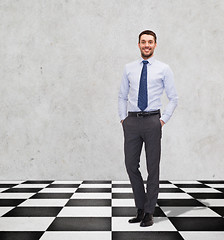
top-left (0, 180), bottom-right (224, 240)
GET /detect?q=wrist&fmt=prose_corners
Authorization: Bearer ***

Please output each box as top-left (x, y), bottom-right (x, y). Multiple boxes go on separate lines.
top-left (160, 119), bottom-right (165, 126)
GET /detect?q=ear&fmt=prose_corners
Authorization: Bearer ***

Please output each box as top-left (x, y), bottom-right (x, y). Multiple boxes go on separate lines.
top-left (138, 42), bottom-right (140, 49)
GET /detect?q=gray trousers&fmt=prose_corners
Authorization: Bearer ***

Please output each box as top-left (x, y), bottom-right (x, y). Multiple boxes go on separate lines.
top-left (122, 113), bottom-right (162, 214)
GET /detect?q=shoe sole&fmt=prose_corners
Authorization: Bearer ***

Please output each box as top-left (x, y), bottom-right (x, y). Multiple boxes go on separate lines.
top-left (140, 221), bottom-right (154, 227)
top-left (128, 220), bottom-right (142, 223)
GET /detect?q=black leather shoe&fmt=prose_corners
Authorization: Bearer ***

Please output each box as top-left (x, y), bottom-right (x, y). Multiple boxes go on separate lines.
top-left (140, 213), bottom-right (153, 227)
top-left (128, 209), bottom-right (144, 223)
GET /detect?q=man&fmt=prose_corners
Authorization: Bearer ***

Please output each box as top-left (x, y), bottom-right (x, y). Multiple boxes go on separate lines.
top-left (118, 30), bottom-right (178, 227)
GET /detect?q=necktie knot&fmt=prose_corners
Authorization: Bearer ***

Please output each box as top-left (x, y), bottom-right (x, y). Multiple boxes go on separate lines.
top-left (142, 60), bottom-right (148, 65)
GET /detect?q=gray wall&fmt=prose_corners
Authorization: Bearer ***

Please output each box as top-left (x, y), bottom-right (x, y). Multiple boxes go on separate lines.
top-left (1, 0), bottom-right (224, 180)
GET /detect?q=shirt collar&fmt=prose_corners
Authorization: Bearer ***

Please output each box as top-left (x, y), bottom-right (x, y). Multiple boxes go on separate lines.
top-left (139, 56), bottom-right (155, 65)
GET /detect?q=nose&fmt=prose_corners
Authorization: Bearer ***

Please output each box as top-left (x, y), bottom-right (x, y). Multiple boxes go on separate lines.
top-left (145, 42), bottom-right (149, 47)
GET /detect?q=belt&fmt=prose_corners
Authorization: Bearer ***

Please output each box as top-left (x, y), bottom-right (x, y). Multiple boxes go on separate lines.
top-left (128, 110), bottom-right (160, 118)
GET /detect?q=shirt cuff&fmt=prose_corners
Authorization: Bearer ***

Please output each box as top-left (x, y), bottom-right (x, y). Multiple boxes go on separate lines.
top-left (160, 114), bottom-right (169, 124)
top-left (119, 114), bottom-right (127, 122)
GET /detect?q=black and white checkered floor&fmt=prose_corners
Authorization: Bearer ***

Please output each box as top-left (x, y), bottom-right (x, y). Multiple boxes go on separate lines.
top-left (0, 180), bottom-right (224, 240)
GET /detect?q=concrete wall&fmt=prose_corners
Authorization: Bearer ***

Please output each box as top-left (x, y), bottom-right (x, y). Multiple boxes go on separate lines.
top-left (1, 0), bottom-right (224, 180)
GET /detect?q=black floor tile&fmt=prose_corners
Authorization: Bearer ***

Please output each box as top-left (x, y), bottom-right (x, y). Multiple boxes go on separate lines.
top-left (47, 217), bottom-right (111, 231)
top-left (199, 180), bottom-right (224, 184)
top-left (30, 193), bottom-right (73, 199)
top-left (112, 184), bottom-right (132, 188)
top-left (23, 180), bottom-right (54, 184)
top-left (112, 193), bottom-right (134, 199)
top-left (66, 199), bottom-right (111, 206)
top-left (76, 188), bottom-right (111, 193)
top-left (157, 199), bottom-right (204, 206)
top-left (174, 184), bottom-right (208, 188)
top-left (210, 207), bottom-right (224, 217)
top-left (216, 188), bottom-right (224, 193)
top-left (3, 207), bottom-right (62, 217)
top-left (169, 217), bottom-right (224, 231)
top-left (82, 180), bottom-right (111, 184)
top-left (159, 188), bottom-right (184, 193)
top-left (3, 188), bottom-right (42, 193)
top-left (0, 199), bottom-right (26, 207)
top-left (159, 180), bottom-right (172, 184)
top-left (0, 184), bottom-right (18, 188)
top-left (189, 193), bottom-right (224, 199)
top-left (0, 231), bottom-right (44, 240)
top-left (112, 231), bottom-right (184, 240)
top-left (112, 207), bottom-right (137, 217)
top-left (143, 180), bottom-right (172, 184)
top-left (46, 184), bottom-right (80, 188)
top-left (154, 207), bottom-right (167, 217)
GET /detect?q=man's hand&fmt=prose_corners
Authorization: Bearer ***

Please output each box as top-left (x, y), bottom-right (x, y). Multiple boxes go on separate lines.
top-left (160, 120), bottom-right (165, 127)
top-left (120, 120), bottom-right (124, 124)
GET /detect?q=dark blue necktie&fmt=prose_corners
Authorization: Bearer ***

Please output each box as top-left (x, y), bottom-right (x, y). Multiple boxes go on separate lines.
top-left (138, 60), bottom-right (148, 111)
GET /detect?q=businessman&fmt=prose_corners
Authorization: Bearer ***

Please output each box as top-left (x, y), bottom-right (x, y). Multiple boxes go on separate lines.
top-left (118, 30), bottom-right (178, 227)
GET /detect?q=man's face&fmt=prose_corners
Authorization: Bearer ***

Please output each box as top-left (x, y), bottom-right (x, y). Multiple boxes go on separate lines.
top-left (138, 34), bottom-right (157, 59)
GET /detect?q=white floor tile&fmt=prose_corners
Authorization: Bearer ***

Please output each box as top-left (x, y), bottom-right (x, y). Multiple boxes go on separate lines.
top-left (180, 231), bottom-right (224, 240)
top-left (160, 206), bottom-right (220, 217)
top-left (112, 198), bottom-right (159, 207)
top-left (79, 184), bottom-right (111, 188)
top-left (112, 199), bottom-right (135, 207)
top-left (159, 184), bottom-right (178, 188)
top-left (112, 184), bottom-right (178, 190)
top-left (112, 181), bottom-right (129, 184)
top-left (71, 193), bottom-right (111, 199)
top-left (112, 188), bottom-right (132, 193)
top-left (40, 231), bottom-right (111, 240)
top-left (58, 207), bottom-right (111, 217)
top-left (158, 192), bottom-right (193, 199)
top-left (112, 217), bottom-right (177, 231)
top-left (181, 188), bottom-right (222, 193)
top-left (170, 180), bottom-right (201, 184)
top-left (205, 184), bottom-right (224, 188)
top-left (19, 199), bottom-right (68, 207)
top-left (13, 184), bottom-right (49, 188)
top-left (39, 188), bottom-right (77, 193)
top-left (0, 217), bottom-right (54, 231)
top-left (0, 207), bottom-right (14, 216)
top-left (0, 193), bottom-right (35, 199)
top-left (0, 181), bottom-right (24, 184)
top-left (52, 181), bottom-right (82, 184)
top-left (0, 188), bottom-right (7, 192)
top-left (198, 199), bottom-right (224, 206)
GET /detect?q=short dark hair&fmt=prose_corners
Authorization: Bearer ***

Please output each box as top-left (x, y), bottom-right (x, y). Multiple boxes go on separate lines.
top-left (139, 30), bottom-right (157, 43)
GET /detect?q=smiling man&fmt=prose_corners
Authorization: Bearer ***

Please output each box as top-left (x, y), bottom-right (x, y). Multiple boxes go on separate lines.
top-left (118, 30), bottom-right (178, 227)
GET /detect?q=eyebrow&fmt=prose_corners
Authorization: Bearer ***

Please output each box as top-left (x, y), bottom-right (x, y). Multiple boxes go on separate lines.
top-left (141, 40), bottom-right (154, 42)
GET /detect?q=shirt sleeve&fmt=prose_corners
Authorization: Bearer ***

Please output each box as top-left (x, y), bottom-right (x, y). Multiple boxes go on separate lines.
top-left (118, 66), bottom-right (130, 121)
top-left (161, 65), bottom-right (178, 123)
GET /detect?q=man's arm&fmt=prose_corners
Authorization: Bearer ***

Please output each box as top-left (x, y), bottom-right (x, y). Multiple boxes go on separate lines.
top-left (160, 65), bottom-right (178, 124)
top-left (118, 66), bottom-right (129, 122)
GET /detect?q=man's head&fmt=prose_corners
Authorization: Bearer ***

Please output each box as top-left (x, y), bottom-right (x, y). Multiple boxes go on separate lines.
top-left (138, 30), bottom-right (157, 59)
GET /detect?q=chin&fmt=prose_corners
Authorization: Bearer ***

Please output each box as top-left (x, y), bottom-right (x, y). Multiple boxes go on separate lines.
top-left (142, 53), bottom-right (153, 59)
